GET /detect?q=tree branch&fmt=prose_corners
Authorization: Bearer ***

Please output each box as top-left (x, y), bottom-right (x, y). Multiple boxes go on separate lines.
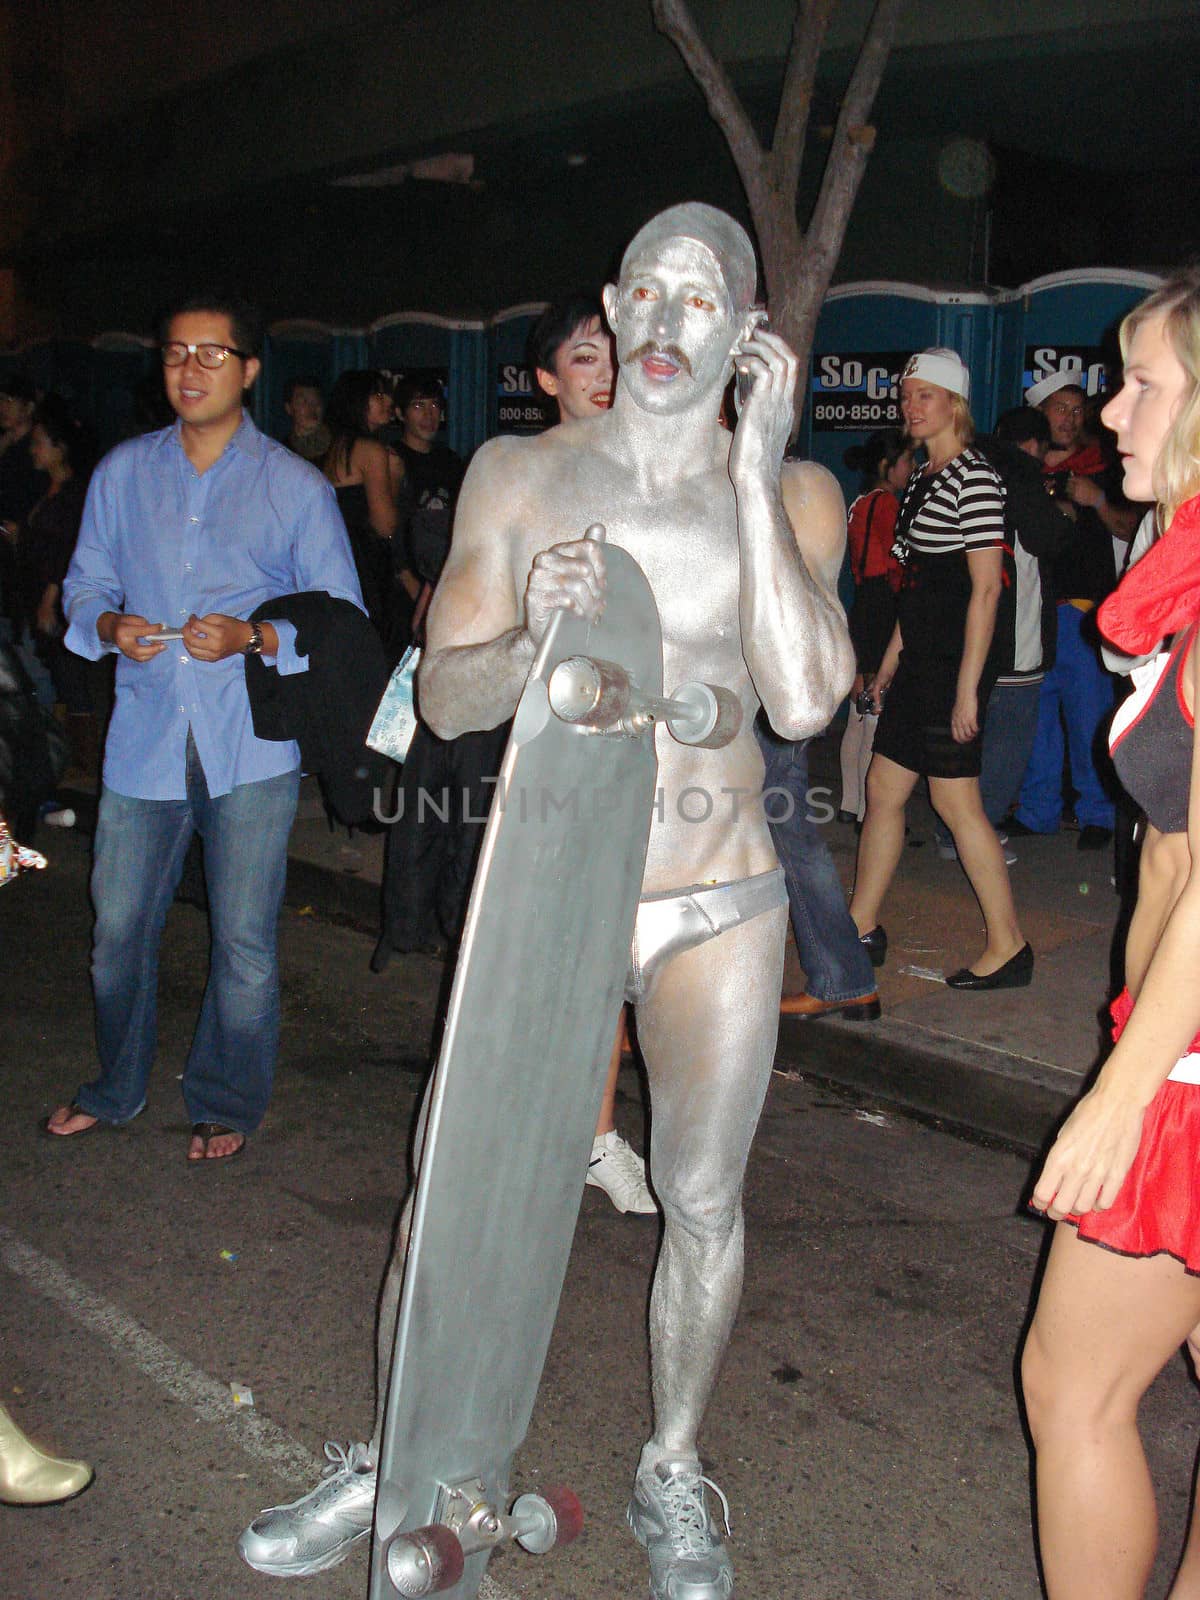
top-left (770, 0), bottom-right (835, 203)
top-left (651, 0), bottom-right (771, 216)
top-left (808, 0), bottom-right (904, 249)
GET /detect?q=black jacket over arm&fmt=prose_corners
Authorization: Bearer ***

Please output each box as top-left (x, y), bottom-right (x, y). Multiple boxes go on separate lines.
top-left (245, 592), bottom-right (392, 824)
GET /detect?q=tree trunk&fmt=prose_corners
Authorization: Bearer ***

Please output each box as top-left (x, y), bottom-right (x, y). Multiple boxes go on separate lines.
top-left (652, 0), bottom-right (904, 422)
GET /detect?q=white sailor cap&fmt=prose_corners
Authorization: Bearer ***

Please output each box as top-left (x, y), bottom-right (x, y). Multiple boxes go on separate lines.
top-left (1025, 369), bottom-right (1085, 407)
top-left (900, 348), bottom-right (970, 400)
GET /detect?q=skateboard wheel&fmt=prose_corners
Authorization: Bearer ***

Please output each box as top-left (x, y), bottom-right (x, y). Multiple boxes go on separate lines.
top-left (384, 1524), bottom-right (465, 1596)
top-left (511, 1484), bottom-right (584, 1553)
top-left (665, 681), bottom-right (742, 749)
top-left (548, 656), bottom-right (632, 728)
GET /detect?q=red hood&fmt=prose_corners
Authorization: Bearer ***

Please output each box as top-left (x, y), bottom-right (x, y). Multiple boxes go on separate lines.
top-left (1098, 496), bottom-right (1200, 653)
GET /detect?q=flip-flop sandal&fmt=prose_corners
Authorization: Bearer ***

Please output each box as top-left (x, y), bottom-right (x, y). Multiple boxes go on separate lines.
top-left (188, 1123), bottom-right (246, 1164)
top-left (41, 1104), bottom-right (109, 1139)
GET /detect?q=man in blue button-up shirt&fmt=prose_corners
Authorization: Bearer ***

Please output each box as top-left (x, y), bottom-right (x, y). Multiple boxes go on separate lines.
top-left (46, 291), bottom-right (362, 1162)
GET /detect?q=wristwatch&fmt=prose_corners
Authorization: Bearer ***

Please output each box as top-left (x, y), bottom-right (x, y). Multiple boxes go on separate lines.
top-left (243, 621), bottom-right (265, 656)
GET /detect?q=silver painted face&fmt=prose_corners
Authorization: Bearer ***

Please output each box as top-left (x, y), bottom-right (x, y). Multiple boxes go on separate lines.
top-left (618, 202), bottom-right (758, 316)
top-left (609, 236), bottom-right (741, 417)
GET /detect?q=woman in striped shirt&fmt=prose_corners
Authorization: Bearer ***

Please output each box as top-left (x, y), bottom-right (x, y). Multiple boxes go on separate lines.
top-left (849, 348), bottom-right (1031, 990)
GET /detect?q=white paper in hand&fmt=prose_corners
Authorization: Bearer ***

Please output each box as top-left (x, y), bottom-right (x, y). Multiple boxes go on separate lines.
top-left (367, 645), bottom-right (421, 763)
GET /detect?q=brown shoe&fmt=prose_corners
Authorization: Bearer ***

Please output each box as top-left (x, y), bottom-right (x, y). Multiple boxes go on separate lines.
top-left (780, 990), bottom-right (881, 1021)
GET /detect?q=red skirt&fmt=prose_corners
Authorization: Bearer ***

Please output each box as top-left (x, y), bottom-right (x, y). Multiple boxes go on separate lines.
top-left (1063, 988), bottom-right (1200, 1274)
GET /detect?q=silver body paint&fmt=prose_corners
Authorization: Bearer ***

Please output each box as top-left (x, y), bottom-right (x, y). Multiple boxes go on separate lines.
top-left (394, 204), bottom-right (852, 1500)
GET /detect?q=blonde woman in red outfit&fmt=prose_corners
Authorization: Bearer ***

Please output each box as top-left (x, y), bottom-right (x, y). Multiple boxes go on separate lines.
top-left (1022, 266), bottom-right (1200, 1599)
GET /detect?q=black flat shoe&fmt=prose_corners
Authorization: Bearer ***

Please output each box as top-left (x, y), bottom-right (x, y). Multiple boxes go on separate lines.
top-left (369, 937), bottom-right (392, 975)
top-left (858, 925), bottom-right (887, 968)
top-left (945, 943), bottom-right (1033, 991)
top-left (1005, 819), bottom-right (1052, 839)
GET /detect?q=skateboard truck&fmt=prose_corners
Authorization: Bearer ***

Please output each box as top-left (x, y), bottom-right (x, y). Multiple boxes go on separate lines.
top-left (382, 1479), bottom-right (584, 1596)
top-left (547, 522), bottom-right (741, 749)
top-left (548, 656), bottom-right (742, 748)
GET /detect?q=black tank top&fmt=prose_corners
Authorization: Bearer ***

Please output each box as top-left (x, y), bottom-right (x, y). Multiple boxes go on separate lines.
top-left (1109, 625), bottom-right (1195, 835)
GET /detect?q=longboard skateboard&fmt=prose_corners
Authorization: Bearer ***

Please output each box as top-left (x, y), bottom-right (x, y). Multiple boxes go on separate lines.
top-left (369, 526), bottom-right (742, 1598)
top-left (368, 528), bottom-right (663, 1599)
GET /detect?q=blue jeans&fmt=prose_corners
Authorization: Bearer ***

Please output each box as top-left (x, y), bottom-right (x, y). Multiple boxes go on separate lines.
top-left (1016, 605), bottom-right (1116, 832)
top-left (756, 724), bottom-right (876, 1002)
top-left (77, 735), bottom-right (299, 1131)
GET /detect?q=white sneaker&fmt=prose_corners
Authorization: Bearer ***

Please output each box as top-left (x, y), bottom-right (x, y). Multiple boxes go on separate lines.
top-left (627, 1457), bottom-right (734, 1600)
top-left (238, 1441), bottom-right (376, 1576)
top-left (586, 1130), bottom-right (657, 1214)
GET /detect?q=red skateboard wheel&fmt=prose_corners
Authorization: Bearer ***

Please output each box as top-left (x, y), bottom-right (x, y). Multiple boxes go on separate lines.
top-left (512, 1484), bottom-right (585, 1552)
top-left (384, 1523), bottom-right (465, 1596)
top-left (540, 1484), bottom-right (584, 1545)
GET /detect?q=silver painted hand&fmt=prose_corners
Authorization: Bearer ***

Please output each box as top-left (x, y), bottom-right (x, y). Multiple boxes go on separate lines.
top-left (728, 329), bottom-right (799, 489)
top-left (523, 537), bottom-right (608, 644)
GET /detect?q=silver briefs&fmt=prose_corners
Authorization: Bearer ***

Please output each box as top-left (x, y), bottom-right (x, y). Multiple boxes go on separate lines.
top-left (625, 867), bottom-right (786, 1004)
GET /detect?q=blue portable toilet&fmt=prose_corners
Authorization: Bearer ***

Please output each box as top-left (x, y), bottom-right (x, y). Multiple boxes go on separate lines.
top-left (90, 332), bottom-right (158, 451)
top-left (262, 320), bottom-right (369, 442)
top-left (368, 313), bottom-right (486, 462)
top-left (487, 304), bottom-right (552, 439)
top-left (1, 337), bottom-right (107, 433)
top-left (990, 269), bottom-right (1163, 418)
top-left (37, 339), bottom-right (95, 412)
top-left (801, 281), bottom-right (995, 615)
top-left (802, 281), bottom-right (997, 505)
top-left (13, 339), bottom-right (63, 401)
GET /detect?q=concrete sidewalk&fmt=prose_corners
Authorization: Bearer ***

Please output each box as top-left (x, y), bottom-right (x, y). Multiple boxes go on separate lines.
top-left (278, 728), bottom-right (1125, 1156)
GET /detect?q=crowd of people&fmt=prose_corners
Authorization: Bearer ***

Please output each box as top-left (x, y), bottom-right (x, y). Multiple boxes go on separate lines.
top-left (815, 348), bottom-right (1144, 1009)
top-left (5, 229), bottom-right (1200, 1600)
top-left (0, 376), bottom-right (104, 806)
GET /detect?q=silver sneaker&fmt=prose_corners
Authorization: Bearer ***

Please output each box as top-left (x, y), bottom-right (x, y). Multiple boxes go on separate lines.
top-left (238, 1441), bottom-right (376, 1577)
top-left (627, 1457), bottom-right (734, 1600)
top-left (586, 1130), bottom-right (657, 1214)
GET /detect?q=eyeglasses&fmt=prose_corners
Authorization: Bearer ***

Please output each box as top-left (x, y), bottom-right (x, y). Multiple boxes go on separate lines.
top-left (160, 341), bottom-right (251, 369)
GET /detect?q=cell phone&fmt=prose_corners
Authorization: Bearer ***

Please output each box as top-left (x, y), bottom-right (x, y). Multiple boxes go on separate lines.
top-left (138, 627), bottom-right (185, 643)
top-left (734, 307), bottom-right (770, 413)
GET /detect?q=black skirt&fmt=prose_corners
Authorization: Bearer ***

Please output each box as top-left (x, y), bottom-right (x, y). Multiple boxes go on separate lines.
top-left (872, 653), bottom-right (996, 779)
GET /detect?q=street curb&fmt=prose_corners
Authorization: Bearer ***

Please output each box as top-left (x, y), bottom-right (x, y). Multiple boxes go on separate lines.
top-left (775, 1012), bottom-right (1081, 1158)
top-left (284, 848), bottom-right (1079, 1159)
top-left (57, 793), bottom-right (1078, 1158)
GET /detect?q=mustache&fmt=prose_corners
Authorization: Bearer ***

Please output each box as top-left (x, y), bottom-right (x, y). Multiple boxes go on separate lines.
top-left (626, 342), bottom-right (693, 377)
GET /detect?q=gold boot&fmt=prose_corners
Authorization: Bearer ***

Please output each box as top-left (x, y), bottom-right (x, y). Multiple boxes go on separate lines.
top-left (0, 1401), bottom-right (93, 1505)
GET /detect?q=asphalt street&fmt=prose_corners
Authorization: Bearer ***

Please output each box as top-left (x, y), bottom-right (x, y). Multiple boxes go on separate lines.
top-left (4, 828), bottom-right (1199, 1600)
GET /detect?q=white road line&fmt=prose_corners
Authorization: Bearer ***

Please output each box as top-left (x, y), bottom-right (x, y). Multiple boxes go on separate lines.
top-left (1, 1225), bottom-right (519, 1600)
top-left (0, 1225), bottom-right (322, 1480)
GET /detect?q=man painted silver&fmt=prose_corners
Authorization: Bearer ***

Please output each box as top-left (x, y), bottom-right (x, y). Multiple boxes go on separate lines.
top-left (424, 202), bottom-right (850, 1596)
top-left (238, 203), bottom-right (851, 1596)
